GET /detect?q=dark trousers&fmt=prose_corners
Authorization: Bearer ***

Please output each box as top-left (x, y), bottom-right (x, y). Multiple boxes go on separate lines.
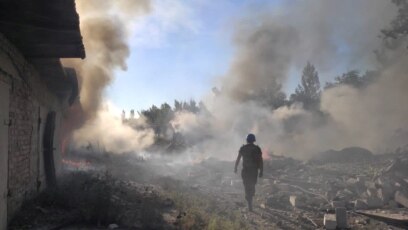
top-left (241, 168), bottom-right (258, 201)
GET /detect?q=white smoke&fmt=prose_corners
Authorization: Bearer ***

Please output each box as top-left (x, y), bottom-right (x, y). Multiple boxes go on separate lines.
top-left (73, 103), bottom-right (155, 154)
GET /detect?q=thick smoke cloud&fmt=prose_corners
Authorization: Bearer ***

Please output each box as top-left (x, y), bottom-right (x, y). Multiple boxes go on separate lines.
top-left (221, 0), bottom-right (396, 97)
top-left (222, 20), bottom-right (298, 101)
top-left (321, 56), bottom-right (408, 154)
top-left (62, 0), bottom-right (153, 153)
top-left (64, 0), bottom-right (150, 117)
top-left (171, 0), bottom-right (407, 160)
top-left (65, 0), bottom-right (407, 160)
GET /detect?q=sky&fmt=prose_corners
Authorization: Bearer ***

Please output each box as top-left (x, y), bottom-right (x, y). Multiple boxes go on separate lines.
top-left (107, 0), bottom-right (290, 112)
top-left (105, 0), bottom-right (378, 113)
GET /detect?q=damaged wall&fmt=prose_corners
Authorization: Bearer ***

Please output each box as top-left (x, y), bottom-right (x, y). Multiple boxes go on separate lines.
top-left (0, 33), bottom-right (67, 224)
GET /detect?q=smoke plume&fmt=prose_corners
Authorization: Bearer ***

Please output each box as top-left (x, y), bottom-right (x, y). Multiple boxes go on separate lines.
top-left (170, 0), bottom-right (407, 160)
top-left (65, 0), bottom-right (407, 160)
top-left (64, 0), bottom-right (150, 117)
top-left (61, 0), bottom-right (153, 153)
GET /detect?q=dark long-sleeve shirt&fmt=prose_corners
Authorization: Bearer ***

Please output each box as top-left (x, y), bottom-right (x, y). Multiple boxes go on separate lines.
top-left (235, 143), bottom-right (263, 174)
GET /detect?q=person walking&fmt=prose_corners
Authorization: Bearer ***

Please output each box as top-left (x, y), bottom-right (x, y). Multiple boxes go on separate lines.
top-left (234, 134), bottom-right (263, 211)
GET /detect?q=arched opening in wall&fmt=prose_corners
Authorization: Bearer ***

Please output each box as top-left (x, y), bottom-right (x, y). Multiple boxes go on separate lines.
top-left (43, 111), bottom-right (57, 187)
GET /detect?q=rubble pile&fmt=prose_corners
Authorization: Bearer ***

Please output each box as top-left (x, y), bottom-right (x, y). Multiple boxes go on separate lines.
top-left (254, 150), bottom-right (408, 229)
top-left (8, 149), bottom-right (408, 229)
top-left (181, 149), bottom-right (408, 229)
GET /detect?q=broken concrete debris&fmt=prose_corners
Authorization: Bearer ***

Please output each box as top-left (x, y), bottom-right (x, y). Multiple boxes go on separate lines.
top-left (9, 148), bottom-right (408, 229)
top-left (258, 151), bottom-right (408, 229)
top-left (323, 214), bottom-right (337, 230)
top-left (335, 207), bottom-right (348, 228)
top-left (356, 210), bottom-right (408, 227)
top-left (395, 191), bottom-right (408, 208)
top-left (322, 208), bottom-right (348, 229)
top-left (289, 195), bottom-right (305, 208)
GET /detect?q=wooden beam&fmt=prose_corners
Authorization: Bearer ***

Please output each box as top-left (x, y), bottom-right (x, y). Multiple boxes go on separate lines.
top-left (17, 44), bottom-right (85, 58)
top-left (0, 22), bottom-right (82, 44)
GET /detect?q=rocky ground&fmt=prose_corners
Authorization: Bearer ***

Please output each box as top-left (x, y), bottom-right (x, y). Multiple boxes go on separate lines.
top-left (9, 148), bottom-right (408, 229)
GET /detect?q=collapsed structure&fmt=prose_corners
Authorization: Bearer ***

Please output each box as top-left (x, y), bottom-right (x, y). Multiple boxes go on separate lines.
top-left (0, 0), bottom-right (84, 228)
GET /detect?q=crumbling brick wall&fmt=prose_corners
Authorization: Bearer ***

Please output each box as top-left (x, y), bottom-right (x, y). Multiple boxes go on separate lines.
top-left (0, 33), bottom-right (62, 220)
top-left (7, 81), bottom-right (36, 216)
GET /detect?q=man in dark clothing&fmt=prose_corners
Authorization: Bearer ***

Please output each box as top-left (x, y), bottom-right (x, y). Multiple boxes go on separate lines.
top-left (234, 133), bottom-right (263, 211)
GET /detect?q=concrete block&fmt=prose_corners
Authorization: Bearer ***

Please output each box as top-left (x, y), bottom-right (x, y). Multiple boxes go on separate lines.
top-left (335, 207), bottom-right (348, 228)
top-left (395, 191), bottom-right (408, 208)
top-left (323, 214), bottom-right (337, 230)
top-left (289, 195), bottom-right (297, 207)
top-left (289, 195), bottom-right (304, 208)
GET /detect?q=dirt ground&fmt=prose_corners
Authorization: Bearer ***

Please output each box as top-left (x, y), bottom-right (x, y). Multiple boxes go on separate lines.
top-left (9, 150), bottom-right (408, 229)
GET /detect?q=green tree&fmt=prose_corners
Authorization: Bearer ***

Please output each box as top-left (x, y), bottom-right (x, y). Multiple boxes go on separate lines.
top-left (174, 100), bottom-right (182, 111)
top-left (140, 103), bottom-right (174, 137)
top-left (324, 70), bottom-right (378, 89)
top-left (381, 0), bottom-right (408, 40)
top-left (290, 62), bottom-right (321, 109)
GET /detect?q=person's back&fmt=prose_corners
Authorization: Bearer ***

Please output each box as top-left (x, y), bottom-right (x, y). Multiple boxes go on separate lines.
top-left (240, 143), bottom-right (262, 170)
top-left (234, 134), bottom-right (263, 211)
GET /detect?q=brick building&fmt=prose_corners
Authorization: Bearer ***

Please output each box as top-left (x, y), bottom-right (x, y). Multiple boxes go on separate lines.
top-left (0, 1), bottom-right (84, 228)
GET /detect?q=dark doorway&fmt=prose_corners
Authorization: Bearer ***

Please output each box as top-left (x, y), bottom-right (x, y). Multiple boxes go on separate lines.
top-left (43, 111), bottom-right (57, 187)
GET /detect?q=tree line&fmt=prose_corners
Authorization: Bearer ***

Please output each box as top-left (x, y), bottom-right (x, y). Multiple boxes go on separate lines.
top-left (124, 0), bottom-right (407, 152)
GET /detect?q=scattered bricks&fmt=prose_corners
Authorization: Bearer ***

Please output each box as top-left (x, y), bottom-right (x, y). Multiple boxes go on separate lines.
top-left (335, 207), bottom-right (348, 228)
top-left (323, 214), bottom-right (337, 230)
top-left (394, 191), bottom-right (408, 208)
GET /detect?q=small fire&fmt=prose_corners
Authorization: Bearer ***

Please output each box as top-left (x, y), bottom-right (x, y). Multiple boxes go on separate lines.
top-left (62, 159), bottom-right (91, 170)
top-left (60, 100), bottom-right (87, 156)
top-left (262, 147), bottom-right (271, 160)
